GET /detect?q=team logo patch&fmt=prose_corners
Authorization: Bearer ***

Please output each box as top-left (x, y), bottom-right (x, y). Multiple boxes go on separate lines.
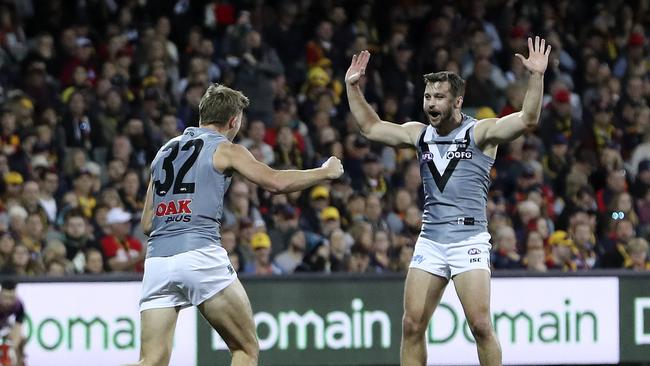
top-left (421, 152), bottom-right (434, 162)
top-left (467, 248), bottom-right (481, 255)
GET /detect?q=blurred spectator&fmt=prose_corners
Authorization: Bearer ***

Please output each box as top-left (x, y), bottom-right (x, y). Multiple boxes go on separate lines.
top-left (295, 241), bottom-right (331, 273)
top-left (233, 30), bottom-right (283, 125)
top-left (300, 185), bottom-right (330, 233)
top-left (273, 229), bottom-right (306, 274)
top-left (0, 281), bottom-right (26, 365)
top-left (347, 243), bottom-right (372, 273)
top-left (547, 230), bottom-right (578, 271)
top-left (267, 204), bottom-right (299, 256)
top-left (244, 232), bottom-right (280, 275)
top-left (491, 226), bottom-right (522, 269)
top-left (3, 243), bottom-right (44, 276)
top-left (100, 207), bottom-right (144, 272)
top-left (59, 209), bottom-right (102, 273)
top-left (240, 119), bottom-right (274, 165)
top-left (83, 248), bottom-right (105, 274)
top-left (627, 237), bottom-right (649, 271)
top-left (524, 247), bottom-right (548, 272)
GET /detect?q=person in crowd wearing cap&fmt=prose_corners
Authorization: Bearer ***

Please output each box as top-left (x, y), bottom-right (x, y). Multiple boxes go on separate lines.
top-left (319, 206), bottom-right (344, 238)
top-left (539, 88), bottom-right (577, 150)
top-left (3, 172), bottom-right (23, 207)
top-left (100, 207), bottom-right (144, 272)
top-left (613, 32), bottom-right (647, 78)
top-left (273, 229), bottom-right (306, 274)
top-left (299, 185), bottom-right (331, 233)
top-left (346, 36), bottom-right (551, 365)
top-left (546, 230), bottom-right (579, 271)
top-left (243, 232), bottom-right (280, 276)
top-left (135, 84), bottom-right (342, 366)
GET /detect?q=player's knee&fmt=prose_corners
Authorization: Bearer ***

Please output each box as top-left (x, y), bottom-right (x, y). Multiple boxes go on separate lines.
top-left (402, 313), bottom-right (428, 338)
top-left (467, 317), bottom-right (494, 341)
top-left (139, 346), bottom-right (172, 366)
top-left (234, 336), bottom-right (259, 361)
top-left (245, 339), bottom-right (259, 359)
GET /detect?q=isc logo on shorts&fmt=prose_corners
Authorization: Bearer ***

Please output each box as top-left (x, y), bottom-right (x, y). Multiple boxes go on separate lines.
top-left (156, 199), bottom-right (193, 223)
top-left (445, 151), bottom-right (472, 159)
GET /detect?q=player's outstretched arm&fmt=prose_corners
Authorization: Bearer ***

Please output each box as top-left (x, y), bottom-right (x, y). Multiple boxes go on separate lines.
top-left (345, 51), bottom-right (425, 147)
top-left (141, 179), bottom-right (154, 236)
top-left (475, 36), bottom-right (551, 147)
top-left (214, 142), bottom-right (343, 193)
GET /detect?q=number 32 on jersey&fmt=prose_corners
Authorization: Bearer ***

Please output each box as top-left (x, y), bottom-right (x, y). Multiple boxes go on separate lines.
top-left (154, 139), bottom-right (203, 223)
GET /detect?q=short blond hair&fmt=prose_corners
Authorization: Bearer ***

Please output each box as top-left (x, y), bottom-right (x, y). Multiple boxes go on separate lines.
top-left (199, 84), bottom-right (249, 126)
top-left (628, 237), bottom-right (649, 254)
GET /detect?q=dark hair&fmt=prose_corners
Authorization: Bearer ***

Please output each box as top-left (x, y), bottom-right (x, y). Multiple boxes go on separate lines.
top-left (423, 71), bottom-right (466, 97)
top-left (1, 281), bottom-right (17, 291)
top-left (64, 208), bottom-right (86, 222)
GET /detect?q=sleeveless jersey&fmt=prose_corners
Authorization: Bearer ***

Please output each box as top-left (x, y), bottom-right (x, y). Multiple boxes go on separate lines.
top-left (415, 114), bottom-right (494, 243)
top-left (147, 127), bottom-right (231, 257)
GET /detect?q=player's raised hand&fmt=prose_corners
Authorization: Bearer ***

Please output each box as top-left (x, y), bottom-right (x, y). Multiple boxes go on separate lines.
top-left (345, 50), bottom-right (370, 86)
top-left (322, 156), bottom-right (344, 179)
top-left (515, 36), bottom-right (552, 75)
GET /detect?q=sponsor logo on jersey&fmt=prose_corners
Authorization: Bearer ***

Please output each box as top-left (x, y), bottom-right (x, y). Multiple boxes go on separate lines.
top-left (444, 150), bottom-right (473, 159)
top-left (156, 199), bottom-right (193, 223)
top-left (469, 257), bottom-right (481, 263)
top-left (421, 152), bottom-right (434, 162)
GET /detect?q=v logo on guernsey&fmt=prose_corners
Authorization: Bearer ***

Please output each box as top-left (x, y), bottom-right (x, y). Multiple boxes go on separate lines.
top-left (419, 125), bottom-right (473, 193)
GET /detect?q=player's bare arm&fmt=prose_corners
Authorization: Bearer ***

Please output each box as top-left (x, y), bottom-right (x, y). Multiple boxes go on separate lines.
top-left (213, 142), bottom-right (343, 193)
top-left (345, 50), bottom-right (425, 147)
top-left (474, 36), bottom-right (551, 152)
top-left (141, 179), bottom-right (154, 236)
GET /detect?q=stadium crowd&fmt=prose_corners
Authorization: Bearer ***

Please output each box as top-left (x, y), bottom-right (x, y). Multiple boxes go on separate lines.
top-left (0, 0), bottom-right (648, 277)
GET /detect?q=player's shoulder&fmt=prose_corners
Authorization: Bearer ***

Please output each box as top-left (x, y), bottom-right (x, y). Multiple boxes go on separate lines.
top-left (402, 121), bottom-right (428, 145)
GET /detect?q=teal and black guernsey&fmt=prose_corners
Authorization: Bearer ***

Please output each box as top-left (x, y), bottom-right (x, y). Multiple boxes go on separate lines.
top-left (415, 114), bottom-right (495, 244)
top-left (148, 127), bottom-right (231, 257)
